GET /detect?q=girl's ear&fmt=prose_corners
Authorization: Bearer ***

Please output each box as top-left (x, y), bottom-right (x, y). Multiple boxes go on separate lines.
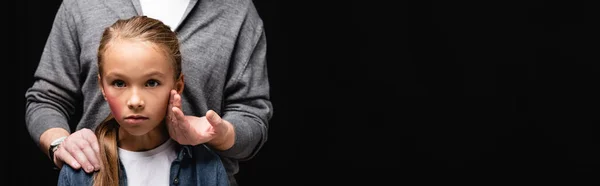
top-left (98, 74), bottom-right (107, 100)
top-left (175, 73), bottom-right (185, 94)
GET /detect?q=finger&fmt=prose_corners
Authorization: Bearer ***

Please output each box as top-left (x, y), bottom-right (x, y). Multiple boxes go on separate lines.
top-left (178, 108), bottom-right (196, 139)
top-left (80, 129), bottom-right (101, 170)
top-left (171, 107), bottom-right (193, 144)
top-left (167, 90), bottom-right (175, 114)
top-left (206, 110), bottom-right (222, 127)
top-left (167, 107), bottom-right (180, 141)
top-left (81, 129), bottom-right (100, 155)
top-left (81, 142), bottom-right (101, 171)
top-left (167, 90), bottom-right (176, 122)
top-left (63, 147), bottom-right (92, 173)
top-left (172, 107), bottom-right (187, 130)
top-left (169, 89), bottom-right (176, 108)
top-left (56, 148), bottom-right (80, 169)
top-left (169, 107), bottom-right (180, 127)
top-left (173, 92), bottom-right (182, 109)
top-left (69, 140), bottom-right (94, 173)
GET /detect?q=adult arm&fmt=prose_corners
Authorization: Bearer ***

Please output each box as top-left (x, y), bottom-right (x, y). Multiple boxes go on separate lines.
top-left (216, 1), bottom-right (273, 161)
top-left (25, 0), bottom-right (100, 172)
top-left (166, 1), bottom-right (272, 161)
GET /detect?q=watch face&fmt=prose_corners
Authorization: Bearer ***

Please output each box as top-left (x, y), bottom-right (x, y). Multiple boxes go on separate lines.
top-left (52, 137), bottom-right (66, 146)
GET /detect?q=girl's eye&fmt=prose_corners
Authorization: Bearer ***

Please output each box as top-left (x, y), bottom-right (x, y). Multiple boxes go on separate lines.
top-left (112, 80), bottom-right (126, 88)
top-left (146, 80), bottom-right (160, 87)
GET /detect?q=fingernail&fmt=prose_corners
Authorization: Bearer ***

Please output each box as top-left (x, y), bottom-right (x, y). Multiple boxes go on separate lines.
top-left (73, 162), bottom-right (80, 168)
top-left (88, 166), bottom-right (94, 172)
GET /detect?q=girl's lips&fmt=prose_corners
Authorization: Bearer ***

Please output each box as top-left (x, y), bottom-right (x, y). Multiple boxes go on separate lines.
top-left (125, 115), bottom-right (148, 119)
top-left (124, 118), bottom-right (148, 124)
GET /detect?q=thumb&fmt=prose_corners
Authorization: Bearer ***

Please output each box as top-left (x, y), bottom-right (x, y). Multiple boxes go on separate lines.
top-left (206, 110), bottom-right (222, 127)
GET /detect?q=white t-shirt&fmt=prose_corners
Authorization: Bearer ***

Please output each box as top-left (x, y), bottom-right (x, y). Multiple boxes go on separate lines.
top-left (139, 0), bottom-right (190, 31)
top-left (118, 139), bottom-right (178, 186)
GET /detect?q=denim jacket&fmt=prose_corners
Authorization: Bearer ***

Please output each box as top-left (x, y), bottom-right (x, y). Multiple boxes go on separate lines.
top-left (58, 144), bottom-right (229, 186)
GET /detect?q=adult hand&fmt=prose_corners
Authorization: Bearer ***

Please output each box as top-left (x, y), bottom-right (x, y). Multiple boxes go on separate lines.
top-left (53, 128), bottom-right (101, 173)
top-left (166, 90), bottom-right (230, 147)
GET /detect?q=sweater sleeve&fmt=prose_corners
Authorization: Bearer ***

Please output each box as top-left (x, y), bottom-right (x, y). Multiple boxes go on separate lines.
top-left (217, 1), bottom-right (273, 161)
top-left (25, 0), bottom-right (82, 145)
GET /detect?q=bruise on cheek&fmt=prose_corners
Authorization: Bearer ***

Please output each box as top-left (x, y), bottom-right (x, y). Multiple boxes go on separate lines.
top-left (105, 91), bottom-right (122, 119)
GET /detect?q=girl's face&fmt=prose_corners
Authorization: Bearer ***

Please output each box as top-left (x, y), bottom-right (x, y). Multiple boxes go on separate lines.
top-left (99, 40), bottom-right (180, 136)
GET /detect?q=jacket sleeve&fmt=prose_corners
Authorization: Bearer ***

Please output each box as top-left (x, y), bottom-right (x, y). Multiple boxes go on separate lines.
top-left (217, 156), bottom-right (230, 186)
top-left (217, 1), bottom-right (273, 161)
top-left (58, 164), bottom-right (94, 186)
top-left (25, 0), bottom-right (82, 145)
top-left (57, 167), bottom-right (72, 186)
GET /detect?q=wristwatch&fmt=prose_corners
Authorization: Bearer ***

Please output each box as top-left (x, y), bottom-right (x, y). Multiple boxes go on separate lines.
top-left (49, 136), bottom-right (67, 161)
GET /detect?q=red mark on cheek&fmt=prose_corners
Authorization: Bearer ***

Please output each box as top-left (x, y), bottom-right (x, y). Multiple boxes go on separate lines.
top-left (105, 92), bottom-right (122, 119)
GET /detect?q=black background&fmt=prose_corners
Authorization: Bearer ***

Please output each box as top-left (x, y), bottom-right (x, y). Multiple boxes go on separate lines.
top-left (5, 0), bottom-right (600, 185)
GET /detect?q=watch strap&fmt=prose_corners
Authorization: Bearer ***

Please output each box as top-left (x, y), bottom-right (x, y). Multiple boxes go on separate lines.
top-left (49, 136), bottom-right (67, 162)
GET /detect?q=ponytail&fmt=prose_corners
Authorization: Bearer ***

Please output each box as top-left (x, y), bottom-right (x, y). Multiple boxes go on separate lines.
top-left (93, 114), bottom-right (120, 186)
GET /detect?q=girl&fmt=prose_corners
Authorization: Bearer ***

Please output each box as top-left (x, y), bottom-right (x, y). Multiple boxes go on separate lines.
top-left (57, 16), bottom-right (229, 186)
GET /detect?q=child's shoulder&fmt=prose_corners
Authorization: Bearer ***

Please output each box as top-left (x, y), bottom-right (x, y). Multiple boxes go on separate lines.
top-left (58, 165), bottom-right (94, 186)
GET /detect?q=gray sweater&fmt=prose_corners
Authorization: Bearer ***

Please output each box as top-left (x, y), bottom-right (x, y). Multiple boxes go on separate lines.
top-left (25, 0), bottom-right (272, 184)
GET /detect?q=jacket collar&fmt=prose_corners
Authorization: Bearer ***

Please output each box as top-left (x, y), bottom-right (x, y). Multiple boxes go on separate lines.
top-left (178, 145), bottom-right (194, 160)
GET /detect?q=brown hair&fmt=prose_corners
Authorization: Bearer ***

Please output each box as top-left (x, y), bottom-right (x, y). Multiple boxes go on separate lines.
top-left (97, 15), bottom-right (182, 79)
top-left (93, 16), bottom-right (182, 186)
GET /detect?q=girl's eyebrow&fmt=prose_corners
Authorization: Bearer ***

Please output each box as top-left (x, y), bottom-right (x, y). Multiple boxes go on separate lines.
top-left (103, 71), bottom-right (124, 78)
top-left (104, 70), bottom-right (167, 78)
top-left (144, 71), bottom-right (167, 77)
